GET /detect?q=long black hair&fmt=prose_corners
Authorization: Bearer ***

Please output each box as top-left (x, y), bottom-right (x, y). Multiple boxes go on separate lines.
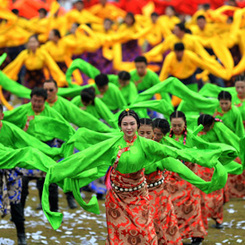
top-left (118, 109), bottom-right (140, 129)
top-left (152, 118), bottom-right (170, 135)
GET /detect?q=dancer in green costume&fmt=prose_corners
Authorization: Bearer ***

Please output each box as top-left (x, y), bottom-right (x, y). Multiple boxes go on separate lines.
top-left (42, 110), bottom-right (227, 231)
top-left (71, 86), bottom-right (118, 129)
top-left (43, 79), bottom-right (115, 132)
top-left (130, 56), bottom-right (171, 104)
top-left (199, 76), bottom-right (245, 126)
top-left (0, 103), bottom-right (57, 245)
top-left (66, 59), bottom-right (138, 105)
top-left (213, 91), bottom-right (244, 136)
top-left (197, 114), bottom-right (245, 200)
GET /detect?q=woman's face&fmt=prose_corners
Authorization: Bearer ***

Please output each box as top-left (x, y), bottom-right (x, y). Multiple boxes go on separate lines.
top-left (27, 37), bottom-right (39, 51)
top-left (153, 128), bottom-right (164, 142)
top-left (121, 116), bottom-right (137, 138)
top-left (219, 99), bottom-right (231, 112)
top-left (138, 124), bottom-right (154, 139)
top-left (235, 81), bottom-right (245, 98)
top-left (171, 117), bottom-right (186, 135)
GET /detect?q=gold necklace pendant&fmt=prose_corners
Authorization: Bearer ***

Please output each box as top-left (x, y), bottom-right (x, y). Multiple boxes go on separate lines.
top-left (127, 142), bottom-right (134, 146)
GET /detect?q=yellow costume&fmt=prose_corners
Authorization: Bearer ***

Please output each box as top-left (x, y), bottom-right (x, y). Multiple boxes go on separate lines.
top-left (89, 3), bottom-right (126, 21)
top-left (159, 50), bottom-right (231, 81)
top-left (3, 48), bottom-right (67, 87)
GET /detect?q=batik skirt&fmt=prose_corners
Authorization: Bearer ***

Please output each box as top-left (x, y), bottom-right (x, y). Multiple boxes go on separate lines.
top-left (164, 162), bottom-right (206, 239)
top-left (105, 168), bottom-right (158, 245)
top-left (226, 157), bottom-right (245, 198)
top-left (146, 170), bottom-right (182, 245)
top-left (196, 165), bottom-right (225, 229)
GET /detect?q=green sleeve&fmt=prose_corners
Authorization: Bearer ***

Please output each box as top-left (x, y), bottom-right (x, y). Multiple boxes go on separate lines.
top-left (70, 95), bottom-right (83, 107)
top-left (140, 137), bottom-right (222, 169)
top-left (233, 107), bottom-right (245, 136)
top-left (55, 97), bottom-right (115, 133)
top-left (57, 86), bottom-right (84, 98)
top-left (0, 70), bottom-right (31, 99)
top-left (213, 122), bottom-right (240, 152)
top-left (65, 58), bottom-right (100, 87)
top-left (130, 99), bottom-right (174, 117)
top-left (0, 144), bottom-right (56, 173)
top-left (108, 74), bottom-right (119, 86)
top-left (61, 128), bottom-right (120, 157)
top-left (135, 77), bottom-right (218, 114)
top-left (2, 121), bottom-right (62, 160)
top-left (111, 85), bottom-right (127, 110)
top-left (3, 104), bottom-right (29, 129)
top-left (42, 135), bottom-right (123, 230)
top-left (199, 83), bottom-right (237, 98)
top-left (27, 116), bottom-right (75, 143)
top-left (95, 98), bottom-right (118, 129)
top-left (126, 82), bottom-right (138, 105)
top-left (187, 132), bottom-right (238, 165)
top-left (146, 157), bottom-right (227, 194)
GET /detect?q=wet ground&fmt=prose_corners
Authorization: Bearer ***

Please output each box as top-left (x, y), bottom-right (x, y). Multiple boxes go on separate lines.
top-left (1, 181), bottom-right (245, 245)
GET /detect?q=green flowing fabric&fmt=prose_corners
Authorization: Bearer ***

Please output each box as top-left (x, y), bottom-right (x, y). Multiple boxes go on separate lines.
top-left (200, 83), bottom-right (245, 123)
top-left (46, 96), bottom-right (116, 132)
top-left (0, 70), bottom-right (31, 99)
top-left (70, 96), bottom-right (118, 129)
top-left (167, 135), bottom-right (237, 166)
top-left (110, 99), bottom-right (174, 124)
top-left (0, 143), bottom-right (56, 172)
top-left (199, 83), bottom-right (236, 98)
top-left (0, 53), bottom-right (31, 98)
top-left (146, 157), bottom-right (226, 193)
top-left (65, 58), bottom-right (138, 105)
top-left (0, 121), bottom-right (62, 160)
top-left (42, 132), bottom-right (226, 230)
top-left (214, 106), bottom-right (244, 136)
top-left (65, 58), bottom-right (100, 87)
top-left (3, 103), bottom-right (75, 142)
top-left (57, 87), bottom-right (85, 98)
top-left (109, 74), bottom-right (138, 105)
top-left (194, 122), bottom-right (245, 171)
top-left (61, 128), bottom-right (120, 157)
top-left (135, 77), bottom-right (218, 114)
top-left (130, 69), bottom-right (171, 104)
top-left (3, 103), bottom-right (67, 129)
top-left (27, 116), bottom-right (75, 142)
top-left (0, 53), bottom-right (7, 66)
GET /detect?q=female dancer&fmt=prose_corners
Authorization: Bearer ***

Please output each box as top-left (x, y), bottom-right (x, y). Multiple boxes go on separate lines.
top-left (197, 114), bottom-right (245, 199)
top-left (138, 118), bottom-right (182, 245)
top-left (3, 35), bottom-right (66, 89)
top-left (165, 111), bottom-right (206, 245)
top-left (42, 109), bottom-right (227, 242)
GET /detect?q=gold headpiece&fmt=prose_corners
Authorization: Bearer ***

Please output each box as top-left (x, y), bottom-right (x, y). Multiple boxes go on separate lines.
top-left (125, 108), bottom-right (130, 112)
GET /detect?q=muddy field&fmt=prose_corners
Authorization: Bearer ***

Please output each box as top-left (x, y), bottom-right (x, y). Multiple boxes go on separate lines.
top-left (1, 181), bottom-right (245, 245)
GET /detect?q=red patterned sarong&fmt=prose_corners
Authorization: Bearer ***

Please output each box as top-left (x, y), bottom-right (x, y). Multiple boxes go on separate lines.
top-left (164, 162), bottom-right (206, 239)
top-left (105, 168), bottom-right (157, 245)
top-left (197, 165), bottom-right (224, 229)
top-left (227, 157), bottom-right (245, 198)
top-left (146, 170), bottom-right (182, 245)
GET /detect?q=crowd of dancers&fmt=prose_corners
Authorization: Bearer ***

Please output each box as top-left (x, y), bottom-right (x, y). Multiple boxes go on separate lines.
top-left (1, 0), bottom-right (245, 245)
